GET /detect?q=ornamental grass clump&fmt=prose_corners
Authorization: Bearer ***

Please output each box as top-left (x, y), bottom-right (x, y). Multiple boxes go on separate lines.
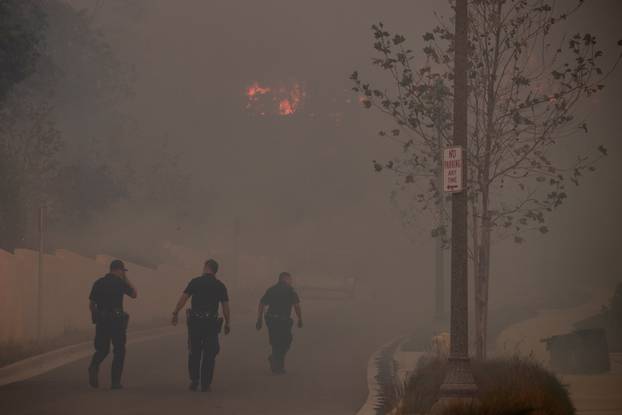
top-left (395, 357), bottom-right (574, 415)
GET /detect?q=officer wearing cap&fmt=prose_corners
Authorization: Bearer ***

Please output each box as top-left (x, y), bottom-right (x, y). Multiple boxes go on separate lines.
top-left (88, 259), bottom-right (138, 389)
top-left (171, 259), bottom-right (230, 392)
top-left (256, 272), bottom-right (303, 374)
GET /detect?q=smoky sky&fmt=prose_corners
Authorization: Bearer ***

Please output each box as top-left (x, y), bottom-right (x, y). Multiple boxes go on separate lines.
top-left (62, 0), bottom-right (622, 308)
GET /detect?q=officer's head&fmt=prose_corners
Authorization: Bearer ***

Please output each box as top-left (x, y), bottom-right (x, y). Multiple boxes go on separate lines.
top-left (110, 259), bottom-right (127, 277)
top-left (278, 272), bottom-right (292, 286)
top-left (204, 259), bottom-right (219, 275)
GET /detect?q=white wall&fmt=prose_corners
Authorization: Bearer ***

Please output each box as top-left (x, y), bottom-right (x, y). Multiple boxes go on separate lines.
top-left (0, 249), bottom-right (189, 346)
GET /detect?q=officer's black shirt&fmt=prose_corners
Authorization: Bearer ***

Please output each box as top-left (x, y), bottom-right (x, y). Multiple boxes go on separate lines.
top-left (184, 274), bottom-right (229, 314)
top-left (261, 282), bottom-right (300, 317)
top-left (89, 273), bottom-right (132, 311)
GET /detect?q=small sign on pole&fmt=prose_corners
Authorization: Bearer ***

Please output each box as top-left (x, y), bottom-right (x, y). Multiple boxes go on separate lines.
top-left (443, 146), bottom-right (464, 193)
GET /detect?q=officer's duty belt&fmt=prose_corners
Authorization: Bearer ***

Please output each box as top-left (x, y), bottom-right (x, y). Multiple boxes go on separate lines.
top-left (96, 309), bottom-right (128, 320)
top-left (187, 309), bottom-right (219, 319)
top-left (265, 313), bottom-right (292, 321)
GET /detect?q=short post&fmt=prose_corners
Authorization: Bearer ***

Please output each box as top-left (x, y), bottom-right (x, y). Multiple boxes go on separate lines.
top-left (233, 217), bottom-right (240, 289)
top-left (37, 205), bottom-right (47, 340)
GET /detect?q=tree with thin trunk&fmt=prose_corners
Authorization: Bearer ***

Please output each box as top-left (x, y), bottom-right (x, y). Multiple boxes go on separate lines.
top-left (0, 0), bottom-right (48, 251)
top-left (0, 89), bottom-right (61, 250)
top-left (351, 0), bottom-right (621, 359)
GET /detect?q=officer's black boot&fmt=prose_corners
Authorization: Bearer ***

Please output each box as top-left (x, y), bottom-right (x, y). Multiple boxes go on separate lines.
top-left (188, 345), bottom-right (201, 389)
top-left (110, 326), bottom-right (126, 390)
top-left (271, 351), bottom-right (286, 374)
top-left (88, 365), bottom-right (99, 388)
top-left (89, 346), bottom-right (108, 388)
top-left (201, 353), bottom-right (216, 391)
top-left (275, 355), bottom-right (286, 374)
top-left (110, 358), bottom-right (124, 389)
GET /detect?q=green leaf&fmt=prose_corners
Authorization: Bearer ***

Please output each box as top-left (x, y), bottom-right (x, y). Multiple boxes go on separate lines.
top-left (393, 34), bottom-right (406, 45)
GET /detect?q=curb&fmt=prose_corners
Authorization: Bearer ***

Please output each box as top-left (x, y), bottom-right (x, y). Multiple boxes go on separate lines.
top-left (0, 326), bottom-right (178, 387)
top-left (355, 336), bottom-right (405, 415)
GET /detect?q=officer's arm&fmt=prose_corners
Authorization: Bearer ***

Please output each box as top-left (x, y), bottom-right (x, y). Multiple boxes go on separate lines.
top-left (123, 276), bottom-right (138, 299)
top-left (257, 289), bottom-right (270, 330)
top-left (89, 281), bottom-right (98, 323)
top-left (257, 302), bottom-right (265, 323)
top-left (222, 302), bottom-right (231, 328)
top-left (89, 282), bottom-right (98, 314)
top-left (256, 302), bottom-right (266, 330)
top-left (171, 293), bottom-right (190, 326)
top-left (89, 300), bottom-right (97, 324)
top-left (294, 303), bottom-right (303, 328)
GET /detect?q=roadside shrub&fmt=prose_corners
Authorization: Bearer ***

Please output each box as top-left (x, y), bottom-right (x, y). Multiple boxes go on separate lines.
top-left (398, 356), bottom-right (447, 413)
top-left (395, 357), bottom-right (575, 415)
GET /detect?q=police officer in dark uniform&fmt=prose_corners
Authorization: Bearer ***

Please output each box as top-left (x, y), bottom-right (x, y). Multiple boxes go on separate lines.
top-left (256, 272), bottom-right (303, 374)
top-left (88, 259), bottom-right (138, 389)
top-left (171, 259), bottom-right (230, 392)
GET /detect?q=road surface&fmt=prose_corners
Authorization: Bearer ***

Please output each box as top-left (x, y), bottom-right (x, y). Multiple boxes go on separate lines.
top-left (0, 299), bottom-right (411, 415)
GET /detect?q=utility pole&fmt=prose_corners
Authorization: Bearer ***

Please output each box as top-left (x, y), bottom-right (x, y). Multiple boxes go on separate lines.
top-left (434, 0), bottom-right (478, 406)
top-left (37, 205), bottom-right (47, 340)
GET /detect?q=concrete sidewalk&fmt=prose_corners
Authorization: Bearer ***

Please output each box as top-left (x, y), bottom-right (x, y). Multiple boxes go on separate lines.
top-left (0, 326), bottom-right (176, 387)
top-left (564, 353), bottom-right (622, 415)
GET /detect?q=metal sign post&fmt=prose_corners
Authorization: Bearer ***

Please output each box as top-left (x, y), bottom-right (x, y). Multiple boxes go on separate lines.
top-left (37, 205), bottom-right (47, 340)
top-left (434, 0), bottom-right (478, 408)
top-left (233, 217), bottom-right (240, 290)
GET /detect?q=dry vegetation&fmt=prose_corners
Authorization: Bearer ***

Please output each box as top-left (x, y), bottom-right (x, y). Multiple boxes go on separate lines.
top-left (395, 357), bottom-right (574, 415)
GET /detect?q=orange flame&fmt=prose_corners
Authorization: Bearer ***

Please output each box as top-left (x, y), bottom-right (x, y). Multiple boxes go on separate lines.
top-left (279, 99), bottom-right (294, 115)
top-left (246, 82), bottom-right (271, 109)
top-left (278, 83), bottom-right (304, 116)
top-left (247, 82), bottom-right (271, 98)
top-left (245, 81), bottom-right (305, 116)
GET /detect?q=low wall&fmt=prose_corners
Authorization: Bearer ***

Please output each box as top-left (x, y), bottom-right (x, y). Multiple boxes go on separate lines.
top-left (0, 249), bottom-right (189, 346)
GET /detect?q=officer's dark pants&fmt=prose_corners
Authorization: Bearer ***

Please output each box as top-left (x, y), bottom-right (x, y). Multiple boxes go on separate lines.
top-left (266, 317), bottom-right (293, 372)
top-left (187, 318), bottom-right (220, 386)
top-left (89, 314), bottom-right (128, 385)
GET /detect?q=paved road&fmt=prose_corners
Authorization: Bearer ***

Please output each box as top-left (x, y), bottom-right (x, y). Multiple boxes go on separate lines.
top-left (0, 300), bottom-right (408, 415)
